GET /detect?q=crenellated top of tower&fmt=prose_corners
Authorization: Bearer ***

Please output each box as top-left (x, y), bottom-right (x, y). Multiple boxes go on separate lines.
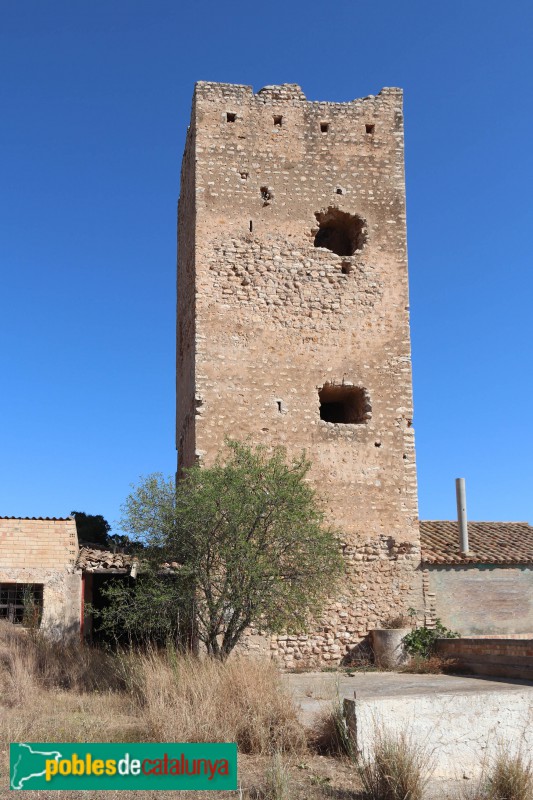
top-left (194, 81), bottom-right (402, 108)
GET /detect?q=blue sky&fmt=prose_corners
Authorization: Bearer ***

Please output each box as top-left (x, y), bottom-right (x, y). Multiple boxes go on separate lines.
top-left (0, 1), bottom-right (531, 528)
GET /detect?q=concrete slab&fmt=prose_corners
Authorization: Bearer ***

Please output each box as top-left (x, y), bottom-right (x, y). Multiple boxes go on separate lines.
top-left (285, 670), bottom-right (533, 726)
top-left (285, 671), bottom-right (533, 781)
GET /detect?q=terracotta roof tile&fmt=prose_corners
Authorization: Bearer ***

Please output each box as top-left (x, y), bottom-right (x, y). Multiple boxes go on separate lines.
top-left (75, 548), bottom-right (181, 575)
top-left (420, 520), bottom-right (533, 565)
top-left (76, 547), bottom-right (135, 572)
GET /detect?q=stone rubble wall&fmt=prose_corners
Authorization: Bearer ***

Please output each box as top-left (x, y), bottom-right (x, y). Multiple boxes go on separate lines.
top-left (177, 82), bottom-right (422, 664)
top-left (240, 536), bottom-right (420, 668)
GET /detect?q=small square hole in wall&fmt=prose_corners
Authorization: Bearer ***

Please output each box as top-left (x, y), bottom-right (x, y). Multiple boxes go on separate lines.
top-left (227, 112), bottom-right (237, 123)
top-left (319, 384), bottom-right (371, 424)
top-left (320, 122), bottom-right (329, 133)
top-left (336, 187), bottom-right (344, 195)
top-left (240, 171), bottom-right (249, 180)
top-left (273, 115), bottom-right (283, 127)
top-left (365, 123), bottom-right (375, 135)
top-left (341, 261), bottom-right (352, 274)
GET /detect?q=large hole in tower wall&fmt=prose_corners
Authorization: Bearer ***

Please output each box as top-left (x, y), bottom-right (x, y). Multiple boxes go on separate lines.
top-left (318, 384), bottom-right (371, 424)
top-left (313, 208), bottom-right (367, 257)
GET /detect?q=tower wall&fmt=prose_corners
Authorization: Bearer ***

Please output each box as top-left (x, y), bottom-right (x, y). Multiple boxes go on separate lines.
top-left (177, 82), bottom-right (422, 666)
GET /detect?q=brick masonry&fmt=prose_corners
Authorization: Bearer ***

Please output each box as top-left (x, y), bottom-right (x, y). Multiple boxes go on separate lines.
top-left (437, 636), bottom-right (533, 680)
top-left (0, 518), bottom-right (80, 637)
top-left (425, 564), bottom-right (533, 636)
top-left (176, 82), bottom-right (422, 666)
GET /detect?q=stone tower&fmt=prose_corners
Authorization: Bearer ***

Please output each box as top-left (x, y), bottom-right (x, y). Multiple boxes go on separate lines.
top-left (176, 82), bottom-right (421, 667)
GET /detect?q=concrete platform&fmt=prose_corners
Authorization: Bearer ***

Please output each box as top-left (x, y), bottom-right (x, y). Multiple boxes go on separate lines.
top-left (285, 671), bottom-right (533, 782)
top-left (285, 670), bottom-right (533, 724)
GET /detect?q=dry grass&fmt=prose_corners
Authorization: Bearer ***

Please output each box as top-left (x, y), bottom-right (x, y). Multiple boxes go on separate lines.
top-left (0, 621), bottom-right (306, 795)
top-left (0, 620), bottom-right (123, 703)
top-left (259, 752), bottom-right (292, 800)
top-left (399, 654), bottom-right (461, 675)
top-left (381, 615), bottom-right (412, 630)
top-left (312, 701), bottom-right (355, 759)
top-left (459, 749), bottom-right (533, 800)
top-left (123, 648), bottom-right (307, 754)
top-left (487, 751), bottom-right (533, 800)
top-left (357, 729), bottom-right (431, 800)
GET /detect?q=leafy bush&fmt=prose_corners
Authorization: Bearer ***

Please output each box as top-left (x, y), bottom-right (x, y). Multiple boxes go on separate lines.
top-left (92, 571), bottom-right (193, 647)
top-left (402, 618), bottom-right (459, 659)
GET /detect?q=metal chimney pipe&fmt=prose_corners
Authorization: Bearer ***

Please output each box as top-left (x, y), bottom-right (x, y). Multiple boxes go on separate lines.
top-left (455, 478), bottom-right (469, 554)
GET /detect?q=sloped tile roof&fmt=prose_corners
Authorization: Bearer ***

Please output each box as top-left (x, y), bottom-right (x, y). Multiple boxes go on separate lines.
top-left (76, 547), bottom-right (135, 572)
top-left (76, 547), bottom-right (181, 574)
top-left (420, 520), bottom-right (533, 565)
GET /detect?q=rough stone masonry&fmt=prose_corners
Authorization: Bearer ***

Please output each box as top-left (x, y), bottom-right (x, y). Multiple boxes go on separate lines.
top-left (176, 82), bottom-right (422, 667)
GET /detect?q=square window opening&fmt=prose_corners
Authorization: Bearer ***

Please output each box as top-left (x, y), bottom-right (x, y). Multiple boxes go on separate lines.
top-left (226, 112), bottom-right (237, 123)
top-left (365, 123), bottom-right (375, 135)
top-left (273, 115), bottom-right (283, 127)
top-left (320, 122), bottom-right (329, 133)
top-left (319, 384), bottom-right (371, 424)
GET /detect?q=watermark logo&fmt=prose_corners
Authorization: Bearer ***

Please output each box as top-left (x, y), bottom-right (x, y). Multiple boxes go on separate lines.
top-left (10, 743), bottom-right (237, 790)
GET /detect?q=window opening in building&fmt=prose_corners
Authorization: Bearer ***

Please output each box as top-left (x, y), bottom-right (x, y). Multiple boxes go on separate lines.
top-left (0, 583), bottom-right (43, 625)
top-left (249, 220), bottom-right (253, 232)
top-left (273, 115), bottom-right (283, 126)
top-left (320, 122), bottom-right (329, 133)
top-left (319, 384), bottom-right (371, 424)
top-left (314, 208), bottom-right (367, 257)
top-left (227, 112), bottom-right (237, 123)
top-left (365, 123), bottom-right (375, 135)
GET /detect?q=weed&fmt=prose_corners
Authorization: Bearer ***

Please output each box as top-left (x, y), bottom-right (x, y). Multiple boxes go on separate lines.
top-left (0, 622), bottom-right (307, 759)
top-left (261, 752), bottom-right (292, 800)
top-left (357, 729), bottom-right (431, 800)
top-left (312, 700), bottom-right (355, 759)
top-left (381, 615), bottom-right (412, 629)
top-left (402, 618), bottom-right (459, 660)
top-left (400, 654), bottom-right (461, 674)
top-left (461, 749), bottom-right (533, 800)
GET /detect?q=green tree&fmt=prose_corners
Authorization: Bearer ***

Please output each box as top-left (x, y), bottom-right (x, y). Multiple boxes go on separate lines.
top-left (72, 510), bottom-right (133, 550)
top-left (119, 440), bottom-right (343, 659)
top-left (72, 511), bottom-right (111, 547)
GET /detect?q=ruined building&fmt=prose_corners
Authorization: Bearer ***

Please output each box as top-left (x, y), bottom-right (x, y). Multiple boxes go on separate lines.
top-left (176, 82), bottom-right (422, 666)
top-left (0, 516), bottom-right (79, 635)
top-left (0, 517), bottom-right (136, 638)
